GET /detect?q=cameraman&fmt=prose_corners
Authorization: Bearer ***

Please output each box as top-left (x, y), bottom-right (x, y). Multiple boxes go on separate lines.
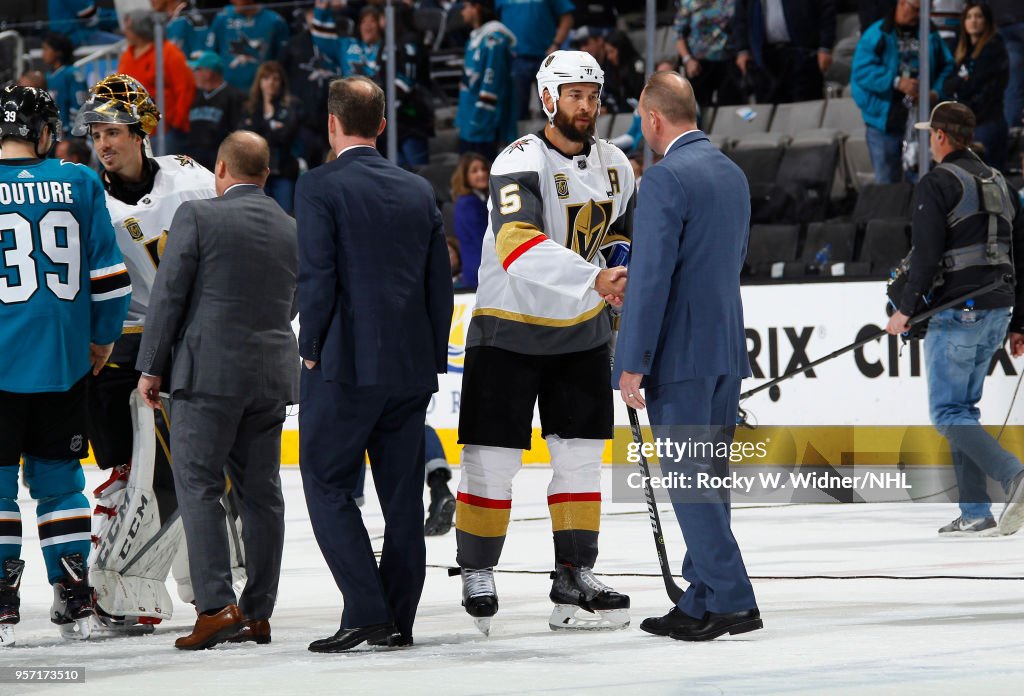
top-left (886, 101), bottom-right (1024, 537)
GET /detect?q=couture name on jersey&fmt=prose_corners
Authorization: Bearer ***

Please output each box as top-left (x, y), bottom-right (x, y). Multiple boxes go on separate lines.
top-left (0, 181), bottom-right (75, 206)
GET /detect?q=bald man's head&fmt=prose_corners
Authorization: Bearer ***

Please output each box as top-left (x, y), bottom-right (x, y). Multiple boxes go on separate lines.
top-left (217, 130), bottom-right (270, 182)
top-left (640, 71), bottom-right (698, 127)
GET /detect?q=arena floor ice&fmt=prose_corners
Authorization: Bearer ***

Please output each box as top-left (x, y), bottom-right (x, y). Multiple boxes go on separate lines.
top-left (7, 466), bottom-right (1024, 696)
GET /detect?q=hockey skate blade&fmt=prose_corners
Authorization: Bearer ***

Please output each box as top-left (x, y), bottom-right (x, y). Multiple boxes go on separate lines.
top-left (473, 616), bottom-right (492, 636)
top-left (0, 624), bottom-right (14, 647)
top-left (89, 614), bottom-right (157, 635)
top-left (548, 605), bottom-right (630, 631)
top-left (59, 617), bottom-right (92, 641)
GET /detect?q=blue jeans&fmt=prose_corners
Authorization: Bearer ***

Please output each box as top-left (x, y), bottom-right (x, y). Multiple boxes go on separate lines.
top-left (999, 22), bottom-right (1024, 128)
top-left (924, 307), bottom-right (1024, 519)
top-left (865, 124), bottom-right (904, 184)
top-left (974, 116), bottom-right (1008, 173)
top-left (266, 176), bottom-right (295, 216)
top-left (512, 55), bottom-right (544, 120)
top-left (398, 137), bottom-right (429, 169)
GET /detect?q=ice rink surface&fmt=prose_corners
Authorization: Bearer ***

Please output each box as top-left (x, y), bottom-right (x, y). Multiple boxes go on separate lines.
top-left (5, 466), bottom-right (1024, 696)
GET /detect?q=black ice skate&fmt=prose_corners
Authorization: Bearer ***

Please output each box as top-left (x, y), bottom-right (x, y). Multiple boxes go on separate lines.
top-left (548, 563), bottom-right (630, 631)
top-left (51, 553), bottom-right (93, 640)
top-left (0, 558), bottom-right (25, 647)
top-left (424, 470), bottom-right (456, 537)
top-left (461, 567), bottom-right (498, 636)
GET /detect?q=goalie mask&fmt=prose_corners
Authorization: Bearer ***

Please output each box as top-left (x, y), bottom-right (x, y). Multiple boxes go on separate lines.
top-left (535, 50), bottom-right (604, 123)
top-left (0, 84), bottom-right (63, 147)
top-left (72, 73), bottom-right (161, 137)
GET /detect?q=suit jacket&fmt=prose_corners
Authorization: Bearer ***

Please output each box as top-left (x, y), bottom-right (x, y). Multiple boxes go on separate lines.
top-left (137, 185), bottom-right (300, 402)
top-left (614, 131), bottom-right (752, 387)
top-left (731, 0), bottom-right (837, 65)
top-left (295, 147), bottom-right (453, 389)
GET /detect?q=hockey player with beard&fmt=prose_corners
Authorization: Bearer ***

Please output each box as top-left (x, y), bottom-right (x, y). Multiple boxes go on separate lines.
top-left (70, 74), bottom-right (233, 633)
top-left (455, 51), bottom-right (634, 634)
top-left (0, 86), bottom-right (132, 646)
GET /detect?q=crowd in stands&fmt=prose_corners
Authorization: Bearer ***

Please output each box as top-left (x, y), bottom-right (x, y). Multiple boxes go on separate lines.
top-left (3, 0), bottom-right (1024, 287)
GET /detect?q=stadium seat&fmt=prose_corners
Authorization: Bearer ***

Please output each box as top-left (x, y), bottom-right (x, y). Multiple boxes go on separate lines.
top-left (800, 220), bottom-right (858, 277)
top-left (776, 138), bottom-right (841, 222)
top-left (822, 97), bottom-right (865, 138)
top-left (727, 135), bottom-right (787, 189)
top-left (769, 100), bottom-right (825, 136)
top-left (851, 182), bottom-right (914, 226)
top-left (837, 12), bottom-right (861, 41)
top-left (596, 113), bottom-right (615, 140)
top-left (518, 118), bottom-right (548, 136)
top-left (844, 134), bottom-right (874, 189)
top-left (859, 219), bottom-right (910, 274)
top-left (416, 163), bottom-right (457, 204)
top-left (825, 35), bottom-right (859, 86)
top-left (744, 224), bottom-right (801, 278)
top-left (608, 112), bottom-right (634, 141)
top-left (707, 132), bottom-right (731, 152)
top-left (429, 128), bottom-right (460, 161)
top-left (710, 103), bottom-right (775, 140)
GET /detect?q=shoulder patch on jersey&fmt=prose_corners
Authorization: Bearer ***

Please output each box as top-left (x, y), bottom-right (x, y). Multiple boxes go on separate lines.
top-left (173, 154), bottom-right (197, 168)
top-left (504, 137), bottom-right (533, 155)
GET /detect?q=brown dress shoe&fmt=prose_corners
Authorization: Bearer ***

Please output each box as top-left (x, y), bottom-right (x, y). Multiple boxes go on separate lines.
top-left (227, 619), bottom-right (271, 645)
top-left (174, 605), bottom-right (244, 650)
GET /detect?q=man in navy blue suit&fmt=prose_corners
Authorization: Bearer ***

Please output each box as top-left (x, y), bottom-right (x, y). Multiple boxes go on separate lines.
top-left (295, 76), bottom-right (454, 653)
top-left (614, 71), bottom-right (762, 642)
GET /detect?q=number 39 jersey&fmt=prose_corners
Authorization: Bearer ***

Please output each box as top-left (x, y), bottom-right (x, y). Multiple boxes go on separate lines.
top-left (103, 155), bottom-right (215, 332)
top-left (0, 158), bottom-right (131, 393)
top-left (470, 132), bottom-right (635, 355)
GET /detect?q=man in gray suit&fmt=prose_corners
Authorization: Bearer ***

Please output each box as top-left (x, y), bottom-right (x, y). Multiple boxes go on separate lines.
top-left (136, 131), bottom-right (300, 650)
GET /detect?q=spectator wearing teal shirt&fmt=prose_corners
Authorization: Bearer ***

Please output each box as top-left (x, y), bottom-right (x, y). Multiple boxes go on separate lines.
top-left (42, 32), bottom-right (87, 130)
top-left (496, 0), bottom-right (575, 118)
top-left (206, 0), bottom-right (289, 92)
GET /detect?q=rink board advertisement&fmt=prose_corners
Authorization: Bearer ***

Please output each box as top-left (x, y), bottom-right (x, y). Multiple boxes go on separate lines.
top-left (88, 281), bottom-right (1020, 466)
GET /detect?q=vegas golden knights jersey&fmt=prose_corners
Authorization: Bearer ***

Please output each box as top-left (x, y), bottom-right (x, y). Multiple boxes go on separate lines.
top-left (469, 132), bottom-right (635, 355)
top-left (103, 155), bottom-right (215, 331)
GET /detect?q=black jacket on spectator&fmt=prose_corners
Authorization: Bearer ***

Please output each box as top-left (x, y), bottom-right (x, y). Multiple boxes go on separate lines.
top-left (242, 98), bottom-right (300, 179)
top-left (900, 150), bottom-right (1024, 327)
top-left (732, 0), bottom-right (837, 63)
top-left (186, 82), bottom-right (245, 171)
top-left (279, 30), bottom-right (338, 168)
top-left (944, 36), bottom-right (1010, 125)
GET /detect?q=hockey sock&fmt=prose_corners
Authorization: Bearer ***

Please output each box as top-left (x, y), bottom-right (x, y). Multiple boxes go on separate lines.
top-left (23, 457), bottom-right (91, 584)
top-left (547, 437), bottom-right (603, 568)
top-left (0, 465), bottom-right (21, 567)
top-left (455, 445), bottom-right (521, 569)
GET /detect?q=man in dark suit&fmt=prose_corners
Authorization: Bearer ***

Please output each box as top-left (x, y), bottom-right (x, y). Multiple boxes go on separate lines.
top-left (296, 75), bottom-right (454, 653)
top-left (136, 130), bottom-right (299, 650)
top-left (732, 0), bottom-right (837, 103)
top-left (614, 72), bottom-right (761, 642)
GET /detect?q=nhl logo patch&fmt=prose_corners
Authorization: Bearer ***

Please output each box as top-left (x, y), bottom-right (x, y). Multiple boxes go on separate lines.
top-left (70, 434), bottom-right (83, 453)
top-left (577, 159), bottom-right (587, 170)
top-left (554, 173), bottom-right (569, 199)
top-left (125, 217), bottom-right (144, 241)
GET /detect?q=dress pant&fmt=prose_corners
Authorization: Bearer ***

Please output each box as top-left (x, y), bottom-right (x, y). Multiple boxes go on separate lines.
top-left (299, 367), bottom-right (431, 638)
top-left (171, 392), bottom-right (286, 620)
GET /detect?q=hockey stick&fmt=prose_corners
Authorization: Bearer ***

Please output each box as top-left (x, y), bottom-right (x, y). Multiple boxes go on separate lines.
top-left (626, 405), bottom-right (684, 604)
top-left (739, 276), bottom-right (1011, 403)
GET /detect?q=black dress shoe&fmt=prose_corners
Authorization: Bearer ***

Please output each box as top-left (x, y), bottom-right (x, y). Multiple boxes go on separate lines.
top-left (639, 607), bottom-right (705, 637)
top-left (367, 632), bottom-right (414, 647)
top-left (308, 622), bottom-right (397, 653)
top-left (669, 609), bottom-right (762, 642)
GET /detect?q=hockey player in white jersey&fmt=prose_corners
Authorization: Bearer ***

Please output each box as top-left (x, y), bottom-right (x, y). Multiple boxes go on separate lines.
top-left (71, 74), bottom-right (239, 632)
top-left (454, 51), bottom-right (634, 634)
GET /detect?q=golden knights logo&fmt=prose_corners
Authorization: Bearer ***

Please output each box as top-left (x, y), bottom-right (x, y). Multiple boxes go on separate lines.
top-left (554, 173), bottom-right (569, 199)
top-left (173, 154), bottom-right (196, 168)
top-left (124, 217), bottom-right (144, 241)
top-left (566, 199), bottom-right (614, 261)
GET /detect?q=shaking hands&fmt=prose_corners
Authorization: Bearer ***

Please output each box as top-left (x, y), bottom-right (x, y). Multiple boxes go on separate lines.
top-left (596, 266), bottom-right (627, 308)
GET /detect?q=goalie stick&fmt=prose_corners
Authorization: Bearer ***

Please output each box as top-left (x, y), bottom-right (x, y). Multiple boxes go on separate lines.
top-left (626, 405), bottom-right (684, 604)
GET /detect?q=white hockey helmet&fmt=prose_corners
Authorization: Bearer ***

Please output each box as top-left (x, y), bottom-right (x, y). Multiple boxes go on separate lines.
top-left (535, 50), bottom-right (605, 122)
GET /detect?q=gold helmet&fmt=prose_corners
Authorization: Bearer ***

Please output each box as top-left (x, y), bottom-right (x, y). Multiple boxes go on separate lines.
top-left (72, 74), bottom-right (161, 137)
